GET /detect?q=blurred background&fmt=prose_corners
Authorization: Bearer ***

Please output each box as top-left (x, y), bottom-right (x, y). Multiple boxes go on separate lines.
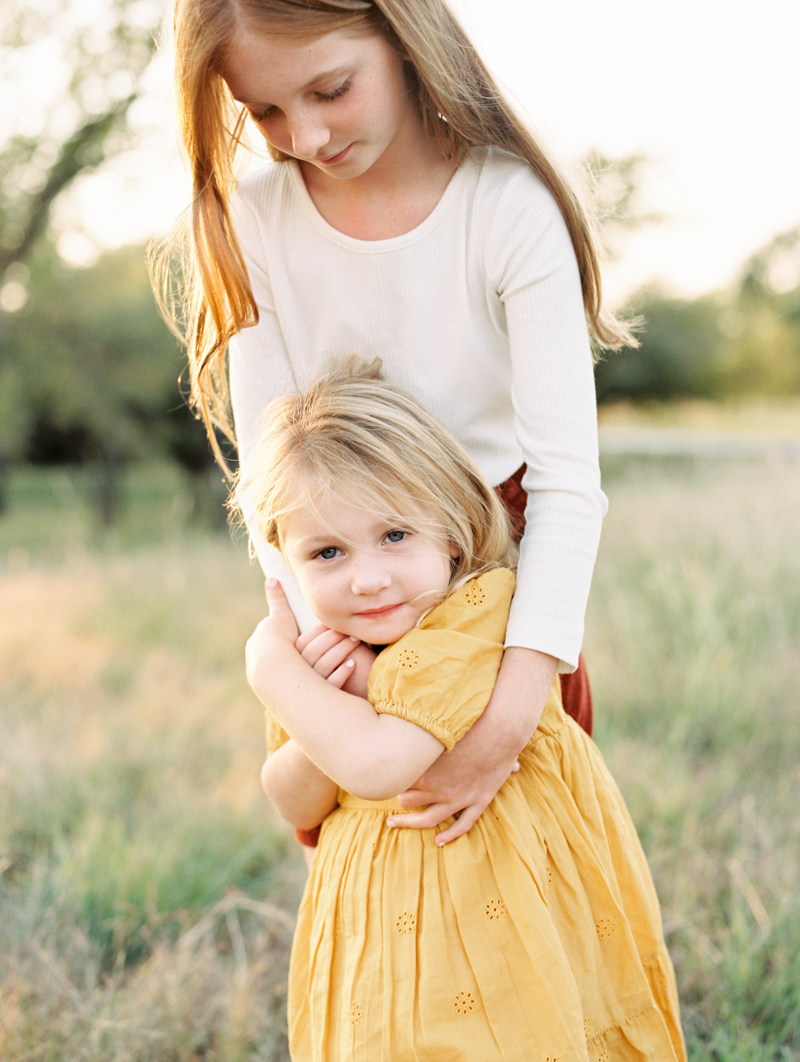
top-left (1, 1), bottom-right (799, 1059)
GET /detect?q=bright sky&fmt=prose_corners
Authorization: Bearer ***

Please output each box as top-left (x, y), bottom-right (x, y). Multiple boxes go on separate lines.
top-left (57, 0), bottom-right (800, 299)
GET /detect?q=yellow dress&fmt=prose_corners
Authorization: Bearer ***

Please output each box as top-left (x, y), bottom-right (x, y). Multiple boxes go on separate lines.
top-left (268, 569), bottom-right (685, 1061)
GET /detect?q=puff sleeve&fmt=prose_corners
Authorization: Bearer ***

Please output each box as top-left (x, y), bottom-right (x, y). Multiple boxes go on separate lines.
top-left (366, 570), bottom-right (514, 749)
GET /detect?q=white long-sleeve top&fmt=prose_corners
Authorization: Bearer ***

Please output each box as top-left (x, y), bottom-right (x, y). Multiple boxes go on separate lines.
top-left (229, 146), bottom-right (607, 671)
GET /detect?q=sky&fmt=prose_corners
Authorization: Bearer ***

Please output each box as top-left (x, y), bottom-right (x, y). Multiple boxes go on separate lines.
top-left (52, 0), bottom-right (800, 300)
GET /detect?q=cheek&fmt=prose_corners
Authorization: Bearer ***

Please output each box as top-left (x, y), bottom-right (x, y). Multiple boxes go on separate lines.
top-left (296, 572), bottom-right (339, 619)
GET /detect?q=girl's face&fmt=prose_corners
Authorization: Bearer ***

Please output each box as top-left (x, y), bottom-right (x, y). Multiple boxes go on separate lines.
top-left (220, 27), bottom-right (420, 182)
top-left (281, 491), bottom-right (457, 644)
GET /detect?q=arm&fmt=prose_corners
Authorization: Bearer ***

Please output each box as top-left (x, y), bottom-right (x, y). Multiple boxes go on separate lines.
top-left (247, 581), bottom-right (445, 801)
top-left (389, 647), bottom-right (557, 843)
top-left (261, 738), bottom-right (339, 829)
top-left (392, 169), bottom-right (604, 842)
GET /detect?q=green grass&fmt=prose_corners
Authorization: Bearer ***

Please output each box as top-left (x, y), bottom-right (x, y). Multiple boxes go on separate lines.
top-left (1, 454), bottom-right (799, 1060)
top-left (586, 454), bottom-right (800, 1061)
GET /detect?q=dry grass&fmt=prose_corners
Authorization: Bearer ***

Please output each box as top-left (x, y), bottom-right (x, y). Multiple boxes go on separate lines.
top-left (586, 454), bottom-right (800, 1060)
top-left (598, 396), bottom-right (800, 435)
top-left (0, 506), bottom-right (306, 1061)
top-left (1, 452), bottom-right (799, 1060)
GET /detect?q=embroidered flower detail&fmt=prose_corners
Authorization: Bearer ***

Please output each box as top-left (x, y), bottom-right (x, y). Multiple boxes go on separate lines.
top-left (396, 911), bottom-right (416, 934)
top-left (484, 898), bottom-right (507, 921)
top-left (584, 1018), bottom-right (593, 1038)
top-left (453, 991), bottom-right (476, 1015)
top-left (543, 1056), bottom-right (559, 1061)
top-left (347, 1002), bottom-right (362, 1026)
top-left (397, 647), bottom-right (420, 670)
top-left (545, 864), bottom-right (553, 888)
top-left (595, 917), bottom-right (617, 940)
top-left (463, 583), bottom-right (486, 607)
top-left (597, 1050), bottom-right (609, 1061)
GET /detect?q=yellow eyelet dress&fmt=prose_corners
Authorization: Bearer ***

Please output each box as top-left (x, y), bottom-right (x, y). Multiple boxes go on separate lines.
top-left (267, 568), bottom-right (685, 1062)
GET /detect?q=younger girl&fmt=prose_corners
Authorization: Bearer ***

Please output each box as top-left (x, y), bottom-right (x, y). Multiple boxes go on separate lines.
top-left (245, 361), bottom-right (685, 1062)
top-left (158, 0), bottom-right (631, 840)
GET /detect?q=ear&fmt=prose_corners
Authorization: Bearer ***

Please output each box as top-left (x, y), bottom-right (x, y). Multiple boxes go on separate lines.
top-left (448, 540), bottom-right (461, 559)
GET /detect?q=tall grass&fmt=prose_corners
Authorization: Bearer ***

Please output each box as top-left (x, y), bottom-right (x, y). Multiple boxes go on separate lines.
top-left (1, 455), bottom-right (799, 1060)
top-left (586, 454), bottom-right (800, 1061)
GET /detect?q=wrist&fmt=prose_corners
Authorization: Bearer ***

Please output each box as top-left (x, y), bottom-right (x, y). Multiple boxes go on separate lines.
top-left (486, 647), bottom-right (558, 750)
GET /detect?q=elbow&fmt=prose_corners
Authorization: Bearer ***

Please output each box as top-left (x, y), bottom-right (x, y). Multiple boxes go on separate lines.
top-left (339, 754), bottom-right (413, 803)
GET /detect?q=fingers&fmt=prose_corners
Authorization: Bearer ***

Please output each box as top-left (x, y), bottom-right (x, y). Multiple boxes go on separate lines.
top-left (386, 804), bottom-right (455, 831)
top-left (295, 623), bottom-right (329, 653)
top-left (434, 804), bottom-right (484, 845)
top-left (261, 579), bottom-right (300, 642)
top-left (396, 788), bottom-right (437, 810)
top-left (325, 658), bottom-right (357, 689)
top-left (296, 626), bottom-right (360, 677)
top-left (387, 800), bottom-right (488, 846)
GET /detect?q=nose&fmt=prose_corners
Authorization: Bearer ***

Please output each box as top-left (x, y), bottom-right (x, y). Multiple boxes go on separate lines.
top-left (350, 555), bottom-right (391, 596)
top-left (287, 109), bottom-right (331, 159)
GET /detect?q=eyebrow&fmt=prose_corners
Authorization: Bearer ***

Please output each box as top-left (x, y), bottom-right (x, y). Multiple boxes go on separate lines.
top-left (232, 64), bottom-right (352, 107)
top-left (290, 532), bottom-right (342, 553)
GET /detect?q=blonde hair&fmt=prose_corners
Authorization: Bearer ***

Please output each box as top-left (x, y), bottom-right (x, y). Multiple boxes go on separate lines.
top-left (246, 358), bottom-right (517, 588)
top-left (154, 0), bottom-right (634, 468)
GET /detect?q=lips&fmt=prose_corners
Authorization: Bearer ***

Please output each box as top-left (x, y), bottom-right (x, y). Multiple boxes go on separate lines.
top-left (355, 603), bottom-right (403, 618)
top-left (317, 143), bottom-right (353, 165)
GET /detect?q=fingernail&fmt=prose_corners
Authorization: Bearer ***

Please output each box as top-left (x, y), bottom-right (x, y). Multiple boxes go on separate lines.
top-left (349, 636), bottom-right (359, 642)
top-left (346, 659), bottom-right (355, 668)
top-left (266, 578), bottom-right (277, 588)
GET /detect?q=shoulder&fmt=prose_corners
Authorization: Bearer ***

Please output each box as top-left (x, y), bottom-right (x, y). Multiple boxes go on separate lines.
top-left (419, 568), bottom-right (516, 643)
top-left (233, 160), bottom-right (301, 228)
top-left (466, 147), bottom-right (563, 222)
top-left (236, 159), bottom-right (294, 199)
top-left (465, 149), bottom-right (577, 283)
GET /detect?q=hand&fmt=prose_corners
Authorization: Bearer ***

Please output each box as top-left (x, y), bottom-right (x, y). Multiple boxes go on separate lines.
top-left (388, 744), bottom-right (521, 846)
top-left (387, 647), bottom-right (557, 845)
top-left (296, 624), bottom-right (365, 690)
top-left (245, 579), bottom-right (300, 700)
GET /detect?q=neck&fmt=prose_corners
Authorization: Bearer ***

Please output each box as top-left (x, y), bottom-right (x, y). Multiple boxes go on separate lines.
top-left (300, 128), bottom-right (458, 241)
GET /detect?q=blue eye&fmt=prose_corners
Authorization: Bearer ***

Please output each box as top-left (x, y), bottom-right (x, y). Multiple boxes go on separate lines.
top-left (385, 530), bottom-right (407, 544)
top-left (316, 547), bottom-right (340, 560)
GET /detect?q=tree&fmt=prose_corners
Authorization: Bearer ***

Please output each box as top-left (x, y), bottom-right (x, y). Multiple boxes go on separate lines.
top-left (0, 0), bottom-right (159, 273)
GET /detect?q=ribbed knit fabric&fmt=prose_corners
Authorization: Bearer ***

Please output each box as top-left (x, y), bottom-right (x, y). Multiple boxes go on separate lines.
top-left (230, 147), bottom-right (607, 670)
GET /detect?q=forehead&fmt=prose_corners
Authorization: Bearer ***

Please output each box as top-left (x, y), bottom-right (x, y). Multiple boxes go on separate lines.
top-left (220, 25), bottom-right (380, 101)
top-left (279, 485), bottom-right (444, 547)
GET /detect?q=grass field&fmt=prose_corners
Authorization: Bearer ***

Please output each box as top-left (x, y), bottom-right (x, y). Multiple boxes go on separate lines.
top-left (1, 447), bottom-right (799, 1061)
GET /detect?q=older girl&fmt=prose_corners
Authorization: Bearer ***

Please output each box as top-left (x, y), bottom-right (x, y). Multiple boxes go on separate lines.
top-left (157, 0), bottom-right (633, 840)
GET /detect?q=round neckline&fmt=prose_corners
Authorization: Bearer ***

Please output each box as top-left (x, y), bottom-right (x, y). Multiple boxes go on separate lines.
top-left (286, 153), bottom-right (477, 252)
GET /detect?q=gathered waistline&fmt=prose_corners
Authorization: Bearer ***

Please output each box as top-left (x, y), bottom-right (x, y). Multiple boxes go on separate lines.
top-left (336, 792), bottom-right (413, 813)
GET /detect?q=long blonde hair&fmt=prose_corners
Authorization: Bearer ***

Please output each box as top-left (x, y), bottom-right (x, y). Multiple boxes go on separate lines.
top-left (246, 358), bottom-right (517, 586)
top-left (154, 0), bottom-right (634, 468)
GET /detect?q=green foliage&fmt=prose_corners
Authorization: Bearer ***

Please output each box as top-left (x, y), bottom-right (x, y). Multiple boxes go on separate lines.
top-left (596, 292), bottom-right (726, 402)
top-left (0, 242), bottom-right (218, 492)
top-left (0, 0), bottom-right (158, 269)
top-left (597, 227), bottom-right (800, 403)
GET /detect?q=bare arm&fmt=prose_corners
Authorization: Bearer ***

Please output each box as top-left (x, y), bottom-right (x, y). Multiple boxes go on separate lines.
top-left (247, 580), bottom-right (445, 802)
top-left (388, 647), bottom-right (557, 844)
top-left (261, 738), bottom-right (340, 829)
